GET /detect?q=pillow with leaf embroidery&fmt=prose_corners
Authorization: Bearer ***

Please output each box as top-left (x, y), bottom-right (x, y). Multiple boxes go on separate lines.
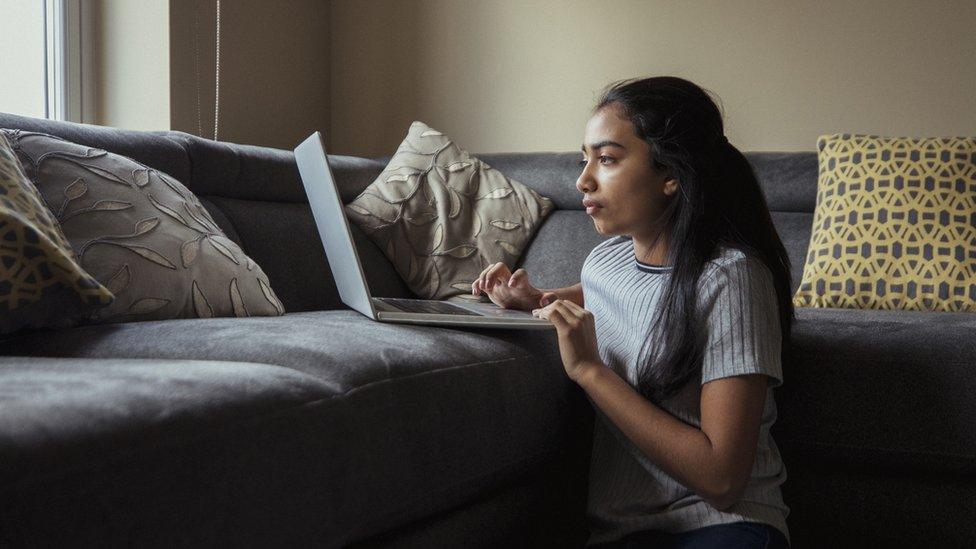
top-left (344, 121), bottom-right (555, 300)
top-left (2, 129), bottom-right (285, 324)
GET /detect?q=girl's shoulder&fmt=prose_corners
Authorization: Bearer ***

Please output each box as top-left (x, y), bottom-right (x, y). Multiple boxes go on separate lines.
top-left (698, 246), bottom-right (775, 294)
top-left (706, 245), bottom-right (750, 269)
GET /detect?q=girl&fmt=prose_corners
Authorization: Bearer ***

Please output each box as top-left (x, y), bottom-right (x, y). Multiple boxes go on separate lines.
top-left (472, 76), bottom-right (793, 549)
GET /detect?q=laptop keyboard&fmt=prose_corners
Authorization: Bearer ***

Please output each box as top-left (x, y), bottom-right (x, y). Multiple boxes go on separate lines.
top-left (380, 298), bottom-right (482, 316)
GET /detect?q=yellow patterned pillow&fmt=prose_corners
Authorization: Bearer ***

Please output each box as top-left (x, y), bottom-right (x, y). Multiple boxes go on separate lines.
top-left (794, 134), bottom-right (976, 311)
top-left (0, 133), bottom-right (114, 334)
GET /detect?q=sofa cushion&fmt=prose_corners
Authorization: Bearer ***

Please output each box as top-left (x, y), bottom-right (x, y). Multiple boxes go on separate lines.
top-left (3, 129), bottom-right (287, 323)
top-left (0, 311), bottom-right (588, 545)
top-left (775, 306), bottom-right (976, 474)
top-left (0, 356), bottom-right (342, 546)
top-left (345, 121), bottom-right (555, 300)
top-left (516, 210), bottom-right (610, 291)
top-left (5, 305), bottom-right (972, 477)
top-left (0, 356), bottom-right (335, 486)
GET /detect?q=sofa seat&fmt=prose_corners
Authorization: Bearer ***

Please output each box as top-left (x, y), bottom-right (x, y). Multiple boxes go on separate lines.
top-left (779, 307), bottom-right (976, 474)
top-left (776, 307), bottom-right (976, 546)
top-left (0, 312), bottom-right (589, 546)
top-left (7, 306), bottom-right (971, 473)
top-left (1, 310), bottom-right (560, 389)
top-left (0, 356), bottom-right (334, 485)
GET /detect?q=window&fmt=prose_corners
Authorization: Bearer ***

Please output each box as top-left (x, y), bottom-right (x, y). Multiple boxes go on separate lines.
top-left (0, 0), bottom-right (89, 122)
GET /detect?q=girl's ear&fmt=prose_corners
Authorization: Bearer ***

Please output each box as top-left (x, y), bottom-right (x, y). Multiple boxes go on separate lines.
top-left (662, 177), bottom-right (680, 197)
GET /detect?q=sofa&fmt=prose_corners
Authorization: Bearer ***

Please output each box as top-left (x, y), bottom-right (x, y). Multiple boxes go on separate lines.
top-left (0, 112), bottom-right (973, 548)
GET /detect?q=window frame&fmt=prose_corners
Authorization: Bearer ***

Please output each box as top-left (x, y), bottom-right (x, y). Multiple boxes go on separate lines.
top-left (43, 0), bottom-right (91, 123)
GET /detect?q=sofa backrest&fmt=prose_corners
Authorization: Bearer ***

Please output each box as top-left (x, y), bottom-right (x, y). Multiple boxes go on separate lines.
top-left (0, 113), bottom-right (817, 314)
top-left (478, 152), bottom-right (817, 294)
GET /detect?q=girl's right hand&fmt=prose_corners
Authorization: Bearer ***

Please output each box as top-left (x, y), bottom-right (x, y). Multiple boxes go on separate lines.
top-left (471, 262), bottom-right (556, 312)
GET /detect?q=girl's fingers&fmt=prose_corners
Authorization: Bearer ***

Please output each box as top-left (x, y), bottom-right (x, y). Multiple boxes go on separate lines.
top-left (535, 304), bottom-right (559, 322)
top-left (546, 307), bottom-right (569, 332)
top-left (551, 302), bottom-right (575, 323)
top-left (532, 299), bottom-right (559, 319)
top-left (508, 268), bottom-right (526, 287)
top-left (474, 264), bottom-right (496, 294)
top-left (562, 300), bottom-right (587, 318)
top-left (536, 301), bottom-right (582, 326)
top-left (473, 272), bottom-right (488, 295)
top-left (494, 262), bottom-right (509, 282)
top-left (486, 263), bottom-right (507, 291)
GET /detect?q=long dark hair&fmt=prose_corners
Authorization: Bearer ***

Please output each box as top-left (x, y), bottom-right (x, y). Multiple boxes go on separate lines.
top-left (595, 76), bottom-right (794, 403)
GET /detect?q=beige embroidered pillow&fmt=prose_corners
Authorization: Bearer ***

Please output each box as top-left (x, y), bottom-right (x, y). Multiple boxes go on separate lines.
top-left (0, 133), bottom-right (114, 334)
top-left (3, 130), bottom-right (285, 324)
top-left (345, 121), bottom-right (554, 300)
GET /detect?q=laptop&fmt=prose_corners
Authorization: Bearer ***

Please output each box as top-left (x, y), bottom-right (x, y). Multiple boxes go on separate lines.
top-left (294, 132), bottom-right (554, 330)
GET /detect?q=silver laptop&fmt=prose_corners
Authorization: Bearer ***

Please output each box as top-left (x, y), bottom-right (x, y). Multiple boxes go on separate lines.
top-left (294, 132), bottom-right (554, 330)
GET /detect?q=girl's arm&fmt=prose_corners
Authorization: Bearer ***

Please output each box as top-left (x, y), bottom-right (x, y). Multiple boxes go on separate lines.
top-left (537, 256), bottom-right (780, 511)
top-left (539, 282), bottom-right (584, 307)
top-left (577, 367), bottom-right (767, 510)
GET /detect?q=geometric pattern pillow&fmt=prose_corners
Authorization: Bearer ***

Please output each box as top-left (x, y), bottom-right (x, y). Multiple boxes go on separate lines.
top-left (2, 129), bottom-right (285, 324)
top-left (793, 134), bottom-right (976, 311)
top-left (0, 133), bottom-right (114, 334)
top-left (344, 121), bottom-right (554, 300)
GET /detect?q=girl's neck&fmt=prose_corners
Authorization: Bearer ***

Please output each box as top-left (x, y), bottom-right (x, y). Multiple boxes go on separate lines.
top-left (631, 231), bottom-right (670, 266)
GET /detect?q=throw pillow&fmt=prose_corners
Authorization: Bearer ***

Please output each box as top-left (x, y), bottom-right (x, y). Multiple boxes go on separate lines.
top-left (793, 134), bottom-right (976, 311)
top-left (0, 133), bottom-right (114, 334)
top-left (344, 121), bottom-right (554, 300)
top-left (2, 129), bottom-right (285, 323)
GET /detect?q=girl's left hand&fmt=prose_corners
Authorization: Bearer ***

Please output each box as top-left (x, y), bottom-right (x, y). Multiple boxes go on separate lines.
top-left (532, 299), bottom-right (602, 383)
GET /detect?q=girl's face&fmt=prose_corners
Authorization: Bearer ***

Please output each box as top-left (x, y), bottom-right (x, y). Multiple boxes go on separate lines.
top-left (576, 105), bottom-right (678, 240)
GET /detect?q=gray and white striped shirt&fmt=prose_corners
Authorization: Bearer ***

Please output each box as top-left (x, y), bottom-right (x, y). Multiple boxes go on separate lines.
top-left (582, 235), bottom-right (789, 545)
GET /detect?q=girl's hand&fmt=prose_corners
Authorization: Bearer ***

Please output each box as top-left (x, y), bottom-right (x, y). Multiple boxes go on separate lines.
top-left (531, 299), bottom-right (602, 383)
top-left (472, 262), bottom-right (555, 312)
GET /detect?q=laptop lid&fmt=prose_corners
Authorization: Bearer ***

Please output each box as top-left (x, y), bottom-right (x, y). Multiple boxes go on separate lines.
top-left (294, 132), bottom-right (378, 319)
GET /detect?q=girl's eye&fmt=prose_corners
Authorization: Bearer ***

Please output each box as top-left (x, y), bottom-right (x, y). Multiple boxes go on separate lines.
top-left (578, 156), bottom-right (613, 169)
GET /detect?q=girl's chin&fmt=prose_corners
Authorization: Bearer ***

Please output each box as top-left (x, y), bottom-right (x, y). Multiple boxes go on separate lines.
top-left (592, 221), bottom-right (616, 236)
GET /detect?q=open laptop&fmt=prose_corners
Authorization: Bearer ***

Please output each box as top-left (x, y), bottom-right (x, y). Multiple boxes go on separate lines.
top-left (294, 132), bottom-right (554, 330)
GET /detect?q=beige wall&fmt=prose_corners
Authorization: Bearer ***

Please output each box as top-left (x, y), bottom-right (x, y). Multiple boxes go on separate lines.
top-left (330, 0), bottom-right (976, 156)
top-left (169, 0), bottom-right (330, 150)
top-left (81, 0), bottom-right (329, 149)
top-left (84, 1), bottom-right (976, 154)
top-left (91, 0), bottom-right (170, 130)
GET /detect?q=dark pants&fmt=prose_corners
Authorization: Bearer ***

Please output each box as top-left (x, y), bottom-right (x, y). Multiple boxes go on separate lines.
top-left (589, 521), bottom-right (790, 549)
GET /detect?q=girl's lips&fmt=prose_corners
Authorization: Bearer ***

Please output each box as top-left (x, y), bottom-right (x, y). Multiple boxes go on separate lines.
top-left (583, 199), bottom-right (603, 215)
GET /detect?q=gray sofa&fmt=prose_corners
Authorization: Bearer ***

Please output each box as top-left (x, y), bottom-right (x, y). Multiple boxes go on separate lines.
top-left (0, 113), bottom-right (973, 548)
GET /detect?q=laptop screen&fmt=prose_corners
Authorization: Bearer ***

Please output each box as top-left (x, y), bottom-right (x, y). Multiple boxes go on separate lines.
top-left (294, 132), bottom-right (377, 319)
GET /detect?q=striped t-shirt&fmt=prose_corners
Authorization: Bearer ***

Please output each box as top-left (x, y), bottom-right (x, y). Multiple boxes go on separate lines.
top-left (581, 235), bottom-right (789, 545)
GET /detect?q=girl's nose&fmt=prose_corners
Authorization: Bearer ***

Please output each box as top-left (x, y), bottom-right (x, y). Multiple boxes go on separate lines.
top-left (576, 170), bottom-right (595, 194)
